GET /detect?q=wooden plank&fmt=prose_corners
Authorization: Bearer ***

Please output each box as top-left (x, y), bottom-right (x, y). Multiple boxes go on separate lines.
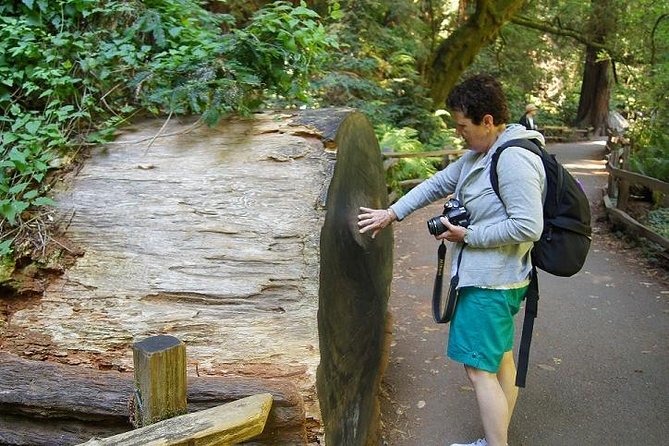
top-left (605, 206), bottom-right (669, 249)
top-left (382, 148), bottom-right (463, 159)
top-left (78, 393), bottom-right (273, 446)
top-left (398, 179), bottom-right (424, 188)
top-left (606, 163), bottom-right (669, 194)
top-left (132, 335), bottom-right (187, 427)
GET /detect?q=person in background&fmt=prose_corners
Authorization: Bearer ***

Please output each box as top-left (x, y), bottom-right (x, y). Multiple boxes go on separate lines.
top-left (518, 104), bottom-right (538, 130)
top-left (357, 74), bottom-right (546, 446)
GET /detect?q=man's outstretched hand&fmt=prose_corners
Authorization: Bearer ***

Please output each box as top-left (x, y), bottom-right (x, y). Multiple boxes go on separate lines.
top-left (357, 207), bottom-right (396, 239)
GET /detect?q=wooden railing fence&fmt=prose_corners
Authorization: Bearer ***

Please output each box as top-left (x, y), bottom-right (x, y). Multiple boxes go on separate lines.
top-left (604, 136), bottom-right (669, 249)
top-left (382, 127), bottom-right (593, 201)
top-left (383, 147), bottom-right (464, 203)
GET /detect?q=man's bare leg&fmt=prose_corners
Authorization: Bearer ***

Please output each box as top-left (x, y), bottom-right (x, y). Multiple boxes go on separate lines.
top-left (466, 366), bottom-right (509, 446)
top-left (496, 351), bottom-right (519, 426)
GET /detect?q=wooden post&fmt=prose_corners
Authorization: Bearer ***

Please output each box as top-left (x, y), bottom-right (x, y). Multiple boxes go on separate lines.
top-left (132, 335), bottom-right (187, 427)
top-left (618, 145), bottom-right (631, 210)
top-left (606, 136), bottom-right (618, 199)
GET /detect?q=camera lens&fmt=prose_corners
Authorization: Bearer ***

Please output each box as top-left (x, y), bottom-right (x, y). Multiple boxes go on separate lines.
top-left (427, 216), bottom-right (446, 235)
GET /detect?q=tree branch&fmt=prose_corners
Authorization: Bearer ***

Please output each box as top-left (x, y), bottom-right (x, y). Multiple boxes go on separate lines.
top-left (650, 14), bottom-right (669, 65)
top-left (509, 15), bottom-right (636, 64)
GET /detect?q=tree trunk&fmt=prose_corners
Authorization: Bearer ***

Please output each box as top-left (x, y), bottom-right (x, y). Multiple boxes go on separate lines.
top-left (428, 0), bottom-right (525, 106)
top-left (575, 46), bottom-right (611, 133)
top-left (575, 0), bottom-right (616, 133)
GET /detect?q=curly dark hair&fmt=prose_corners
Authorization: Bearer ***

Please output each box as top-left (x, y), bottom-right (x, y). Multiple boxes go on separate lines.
top-left (446, 74), bottom-right (510, 125)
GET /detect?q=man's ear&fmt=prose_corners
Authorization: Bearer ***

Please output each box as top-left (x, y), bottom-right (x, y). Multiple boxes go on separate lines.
top-left (482, 114), bottom-right (495, 127)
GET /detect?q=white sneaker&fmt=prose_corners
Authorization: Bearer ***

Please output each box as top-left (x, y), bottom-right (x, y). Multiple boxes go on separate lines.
top-left (450, 439), bottom-right (488, 446)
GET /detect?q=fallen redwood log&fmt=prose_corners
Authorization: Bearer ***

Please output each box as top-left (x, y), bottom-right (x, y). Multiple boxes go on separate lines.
top-left (0, 352), bottom-right (305, 445)
top-left (1, 108), bottom-right (392, 445)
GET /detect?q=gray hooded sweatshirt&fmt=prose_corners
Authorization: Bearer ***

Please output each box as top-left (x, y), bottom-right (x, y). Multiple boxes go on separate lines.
top-left (390, 124), bottom-right (546, 289)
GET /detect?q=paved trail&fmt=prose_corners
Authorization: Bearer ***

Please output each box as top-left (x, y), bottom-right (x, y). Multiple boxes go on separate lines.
top-left (380, 139), bottom-right (669, 445)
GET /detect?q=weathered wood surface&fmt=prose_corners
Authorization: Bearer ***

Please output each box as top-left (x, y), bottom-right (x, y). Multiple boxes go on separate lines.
top-left (0, 108), bottom-right (394, 444)
top-left (0, 110), bottom-right (349, 440)
top-left (132, 335), bottom-right (187, 426)
top-left (0, 352), bottom-right (306, 445)
top-left (79, 393), bottom-right (273, 446)
top-left (316, 113), bottom-right (393, 445)
top-left (606, 162), bottom-right (669, 194)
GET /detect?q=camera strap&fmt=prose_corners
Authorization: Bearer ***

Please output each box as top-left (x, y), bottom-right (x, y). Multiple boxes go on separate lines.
top-left (432, 242), bottom-right (464, 324)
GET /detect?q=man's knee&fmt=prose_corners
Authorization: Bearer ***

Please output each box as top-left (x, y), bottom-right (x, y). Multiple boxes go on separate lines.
top-left (464, 365), bottom-right (497, 384)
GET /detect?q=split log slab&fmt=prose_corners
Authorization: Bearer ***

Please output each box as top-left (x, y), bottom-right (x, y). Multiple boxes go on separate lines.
top-left (316, 113), bottom-right (393, 445)
top-left (78, 393), bottom-right (273, 446)
top-left (1, 108), bottom-right (393, 444)
top-left (0, 352), bottom-right (305, 445)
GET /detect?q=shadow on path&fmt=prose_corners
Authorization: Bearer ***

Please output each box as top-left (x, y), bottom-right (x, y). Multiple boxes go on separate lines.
top-left (381, 139), bottom-right (669, 445)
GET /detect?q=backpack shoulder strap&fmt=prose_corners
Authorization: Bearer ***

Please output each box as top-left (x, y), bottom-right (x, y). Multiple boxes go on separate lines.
top-left (516, 266), bottom-right (539, 387)
top-left (490, 138), bottom-right (544, 201)
top-left (489, 138), bottom-right (544, 388)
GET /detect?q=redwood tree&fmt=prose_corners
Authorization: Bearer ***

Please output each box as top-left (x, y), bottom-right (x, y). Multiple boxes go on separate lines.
top-left (574, 0), bottom-right (617, 133)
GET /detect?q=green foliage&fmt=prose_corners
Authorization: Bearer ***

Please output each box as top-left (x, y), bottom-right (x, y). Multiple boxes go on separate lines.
top-left (315, 0), bottom-right (444, 141)
top-left (2, 0), bottom-right (666, 266)
top-left (378, 124), bottom-right (461, 197)
top-left (465, 2), bottom-right (586, 127)
top-left (629, 133), bottom-right (669, 183)
top-left (0, 0), bottom-right (337, 259)
top-left (646, 207), bottom-right (669, 240)
top-left (311, 0), bottom-right (462, 188)
top-left (225, 1), bottom-right (339, 105)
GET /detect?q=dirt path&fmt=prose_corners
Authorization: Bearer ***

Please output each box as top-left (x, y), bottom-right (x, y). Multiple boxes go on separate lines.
top-left (380, 139), bottom-right (669, 445)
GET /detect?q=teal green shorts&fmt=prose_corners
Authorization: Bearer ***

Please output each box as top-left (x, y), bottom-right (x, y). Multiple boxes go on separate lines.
top-left (447, 286), bottom-right (527, 373)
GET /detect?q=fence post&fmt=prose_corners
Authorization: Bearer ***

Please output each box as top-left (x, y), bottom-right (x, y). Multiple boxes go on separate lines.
top-left (606, 136), bottom-right (618, 199)
top-left (617, 145), bottom-right (631, 209)
top-left (132, 335), bottom-right (187, 427)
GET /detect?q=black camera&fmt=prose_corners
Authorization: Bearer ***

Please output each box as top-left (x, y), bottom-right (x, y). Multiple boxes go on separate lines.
top-left (426, 199), bottom-right (470, 235)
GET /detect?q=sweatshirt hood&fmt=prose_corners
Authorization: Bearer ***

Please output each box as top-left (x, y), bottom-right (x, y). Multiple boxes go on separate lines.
top-left (494, 124), bottom-right (545, 149)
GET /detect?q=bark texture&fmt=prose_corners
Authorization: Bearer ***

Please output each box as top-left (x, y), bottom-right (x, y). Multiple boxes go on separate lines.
top-left (429, 0), bottom-right (525, 106)
top-left (0, 108), bottom-right (393, 444)
top-left (316, 113), bottom-right (393, 446)
top-left (575, 0), bottom-right (616, 133)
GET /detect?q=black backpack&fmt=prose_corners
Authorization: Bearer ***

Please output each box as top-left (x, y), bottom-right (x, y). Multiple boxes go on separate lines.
top-left (491, 138), bottom-right (592, 387)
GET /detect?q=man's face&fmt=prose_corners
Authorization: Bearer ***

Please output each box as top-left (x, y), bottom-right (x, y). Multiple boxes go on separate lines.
top-left (453, 111), bottom-right (490, 153)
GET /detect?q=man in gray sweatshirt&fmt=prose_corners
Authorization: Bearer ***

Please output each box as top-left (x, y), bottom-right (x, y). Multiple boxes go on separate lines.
top-left (358, 74), bottom-right (545, 446)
